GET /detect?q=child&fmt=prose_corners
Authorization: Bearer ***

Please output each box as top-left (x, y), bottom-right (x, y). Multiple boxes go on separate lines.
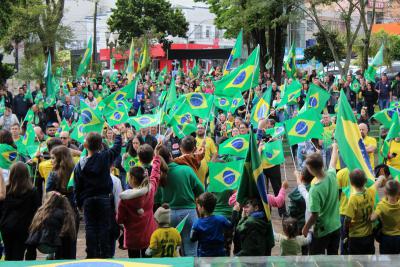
top-left (274, 217), bottom-right (312, 256)
top-left (173, 135), bottom-right (205, 174)
top-left (116, 148), bottom-right (163, 258)
top-left (74, 129), bottom-right (121, 259)
top-left (146, 204), bottom-right (181, 257)
top-left (371, 179), bottom-right (400, 254)
top-left (190, 192), bottom-right (232, 256)
top-left (343, 169), bottom-right (385, 255)
top-left (234, 198), bottom-right (274, 256)
top-left (26, 191), bottom-right (76, 259)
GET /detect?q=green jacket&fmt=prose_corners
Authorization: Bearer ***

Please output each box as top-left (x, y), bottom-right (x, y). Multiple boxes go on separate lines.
top-left (288, 184), bottom-right (311, 230)
top-left (236, 211), bottom-right (274, 256)
top-left (161, 162), bottom-right (204, 209)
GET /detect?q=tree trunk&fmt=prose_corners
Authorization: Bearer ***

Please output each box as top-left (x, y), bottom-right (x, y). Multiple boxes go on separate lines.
top-left (268, 26), bottom-right (275, 75)
top-left (257, 28), bottom-right (267, 74)
top-left (273, 24), bottom-right (286, 85)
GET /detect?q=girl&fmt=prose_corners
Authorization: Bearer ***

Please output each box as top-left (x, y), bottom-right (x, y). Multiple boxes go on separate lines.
top-left (0, 162), bottom-right (41, 260)
top-left (274, 217), bottom-right (312, 256)
top-left (27, 191), bottom-right (76, 259)
top-left (116, 145), bottom-right (164, 258)
top-left (123, 136), bottom-right (143, 173)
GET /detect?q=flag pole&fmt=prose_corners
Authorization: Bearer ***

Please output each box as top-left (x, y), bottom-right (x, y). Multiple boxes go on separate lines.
top-left (245, 45), bottom-right (260, 119)
top-left (289, 145), bottom-right (298, 172)
top-left (204, 99), bottom-right (215, 137)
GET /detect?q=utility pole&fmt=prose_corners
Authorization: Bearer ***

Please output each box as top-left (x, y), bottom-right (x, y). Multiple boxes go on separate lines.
top-left (93, 0), bottom-right (98, 65)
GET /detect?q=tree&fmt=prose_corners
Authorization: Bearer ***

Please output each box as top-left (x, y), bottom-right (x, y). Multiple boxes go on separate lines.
top-left (0, 54), bottom-right (15, 86)
top-left (107, 0), bottom-right (189, 46)
top-left (357, 0), bottom-right (377, 72)
top-left (304, 31), bottom-right (346, 66)
top-left (298, 0), bottom-right (362, 76)
top-left (202, 0), bottom-right (299, 84)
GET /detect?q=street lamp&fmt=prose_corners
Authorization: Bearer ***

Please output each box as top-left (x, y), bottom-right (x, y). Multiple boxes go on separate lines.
top-left (105, 31), bottom-right (119, 69)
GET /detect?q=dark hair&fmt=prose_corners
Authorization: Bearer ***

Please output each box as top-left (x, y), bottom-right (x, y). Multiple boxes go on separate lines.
top-left (305, 153), bottom-right (324, 177)
top-left (245, 198), bottom-right (262, 211)
top-left (158, 145), bottom-right (172, 164)
top-left (180, 135), bottom-right (196, 153)
top-left (127, 136), bottom-right (143, 157)
top-left (161, 203), bottom-right (170, 209)
top-left (138, 144), bottom-right (154, 165)
top-left (7, 162), bottom-right (33, 196)
top-left (385, 180), bottom-right (399, 197)
top-left (0, 129), bottom-right (16, 149)
top-left (197, 192), bottom-right (217, 214)
top-left (350, 169), bottom-right (367, 188)
top-left (301, 167), bottom-right (314, 184)
top-left (129, 166), bottom-right (146, 187)
top-left (86, 132), bottom-right (103, 152)
top-left (47, 138), bottom-right (63, 152)
top-left (282, 217), bottom-right (298, 239)
top-left (51, 146), bottom-right (75, 193)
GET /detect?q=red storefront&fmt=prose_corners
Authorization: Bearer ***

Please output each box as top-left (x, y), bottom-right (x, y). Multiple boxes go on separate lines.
top-left (99, 43), bottom-right (220, 73)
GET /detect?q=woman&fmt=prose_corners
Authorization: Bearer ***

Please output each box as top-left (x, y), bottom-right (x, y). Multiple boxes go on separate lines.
top-left (45, 145), bottom-right (78, 259)
top-left (123, 136), bottom-right (143, 173)
top-left (0, 162), bottom-right (41, 260)
top-left (362, 82), bottom-right (377, 119)
top-left (0, 129), bottom-right (18, 182)
top-left (272, 91), bottom-right (284, 122)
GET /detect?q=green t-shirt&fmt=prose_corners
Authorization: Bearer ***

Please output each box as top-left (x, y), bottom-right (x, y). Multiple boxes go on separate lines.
top-left (309, 168), bottom-right (341, 238)
top-left (213, 190), bottom-right (233, 217)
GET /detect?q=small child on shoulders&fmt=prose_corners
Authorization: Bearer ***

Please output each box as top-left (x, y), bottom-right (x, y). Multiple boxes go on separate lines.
top-left (190, 192), bottom-right (232, 257)
top-left (146, 204), bottom-right (181, 257)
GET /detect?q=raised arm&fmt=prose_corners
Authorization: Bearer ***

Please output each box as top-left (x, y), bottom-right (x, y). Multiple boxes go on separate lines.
top-left (149, 155), bottom-right (161, 194)
top-left (329, 143), bottom-right (338, 170)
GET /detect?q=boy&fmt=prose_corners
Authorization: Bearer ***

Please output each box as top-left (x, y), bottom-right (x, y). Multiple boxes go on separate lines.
top-left (190, 192), bottom-right (232, 256)
top-left (302, 143), bottom-right (341, 255)
top-left (173, 135), bottom-right (205, 174)
top-left (343, 169), bottom-right (384, 255)
top-left (138, 144), bottom-right (154, 175)
top-left (371, 180), bottom-right (400, 254)
top-left (74, 128), bottom-right (121, 258)
top-left (146, 204), bottom-right (181, 257)
top-left (234, 198), bottom-right (274, 256)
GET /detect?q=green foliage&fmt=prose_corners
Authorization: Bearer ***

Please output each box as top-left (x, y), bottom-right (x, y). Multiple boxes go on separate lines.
top-left (14, 54), bottom-right (45, 82)
top-left (108, 0), bottom-right (189, 46)
top-left (304, 31), bottom-right (346, 66)
top-left (0, 60), bottom-right (15, 85)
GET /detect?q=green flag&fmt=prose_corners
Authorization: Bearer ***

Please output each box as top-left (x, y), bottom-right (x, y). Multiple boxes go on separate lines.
top-left (364, 44), bottom-right (384, 83)
top-left (251, 88), bottom-right (272, 127)
top-left (76, 36), bottom-right (93, 79)
top-left (176, 214), bottom-right (189, 233)
top-left (265, 123), bottom-right (285, 139)
top-left (223, 29), bottom-right (243, 75)
top-left (389, 166), bottom-right (400, 181)
top-left (382, 112), bottom-right (400, 157)
top-left (219, 134), bottom-right (249, 158)
top-left (284, 109), bottom-right (323, 146)
top-left (214, 45), bottom-right (260, 97)
top-left (350, 78), bottom-right (361, 93)
top-left (23, 109), bottom-right (34, 123)
top-left (0, 98), bottom-right (5, 116)
top-left (335, 90), bottom-right (375, 184)
top-left (180, 93), bottom-right (214, 119)
top-left (304, 83), bottom-right (330, 112)
top-left (283, 43), bottom-right (296, 78)
top-left (278, 79), bottom-right (302, 107)
top-left (70, 118), bottom-right (85, 143)
top-left (105, 101), bottom-right (130, 127)
top-left (126, 38), bottom-right (135, 82)
top-left (0, 144), bottom-right (18, 169)
top-left (372, 108), bottom-right (398, 128)
top-left (158, 66), bottom-right (167, 83)
top-left (128, 113), bottom-right (160, 130)
top-left (56, 118), bottom-right (71, 137)
top-left (261, 139), bottom-right (285, 168)
top-left (137, 39), bottom-right (150, 72)
top-left (80, 100), bottom-right (104, 133)
top-left (208, 160), bottom-right (245, 192)
top-left (103, 79), bottom-right (137, 105)
top-left (44, 53), bottom-right (56, 97)
top-left (24, 83), bottom-right (33, 101)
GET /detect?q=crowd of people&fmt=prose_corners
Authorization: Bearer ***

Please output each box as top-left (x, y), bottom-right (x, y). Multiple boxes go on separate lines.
top-left (0, 64), bottom-right (399, 261)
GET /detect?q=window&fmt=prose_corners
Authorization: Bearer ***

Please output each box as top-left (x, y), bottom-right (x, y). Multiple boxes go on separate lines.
top-left (194, 25), bottom-right (202, 39)
top-left (206, 26), bottom-right (211, 38)
top-left (306, 20), bottom-right (314, 32)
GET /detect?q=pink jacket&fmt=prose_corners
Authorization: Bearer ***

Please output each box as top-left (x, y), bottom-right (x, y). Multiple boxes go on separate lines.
top-left (229, 187), bottom-right (286, 208)
top-left (116, 156), bottom-right (161, 249)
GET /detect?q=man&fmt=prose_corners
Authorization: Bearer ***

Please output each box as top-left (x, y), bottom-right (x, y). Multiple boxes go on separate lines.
top-left (62, 95), bottom-right (75, 121)
top-left (60, 131), bottom-right (80, 151)
top-left (32, 104), bottom-right (47, 131)
top-left (392, 73), bottom-right (400, 101)
top-left (195, 123), bottom-right (217, 185)
top-left (0, 106), bottom-right (19, 131)
top-left (375, 74), bottom-right (392, 110)
top-left (321, 113), bottom-right (335, 168)
top-left (13, 87), bottom-right (31, 121)
top-left (138, 127), bottom-right (157, 149)
top-left (45, 122), bottom-right (57, 138)
top-left (359, 123), bottom-right (377, 169)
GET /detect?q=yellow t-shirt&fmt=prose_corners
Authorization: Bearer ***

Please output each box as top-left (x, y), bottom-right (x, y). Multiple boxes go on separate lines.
top-left (343, 186), bottom-right (376, 237)
top-left (363, 136), bottom-right (377, 169)
top-left (375, 198), bottom-right (400, 236)
top-left (149, 227), bottom-right (181, 257)
top-left (39, 159), bottom-right (53, 181)
top-left (195, 136), bottom-right (217, 185)
top-left (387, 140), bottom-right (400, 170)
top-left (337, 168), bottom-right (350, 215)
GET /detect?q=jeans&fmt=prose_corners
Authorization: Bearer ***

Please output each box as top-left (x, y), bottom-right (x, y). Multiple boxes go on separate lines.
top-left (378, 98), bottom-right (390, 110)
top-left (310, 228), bottom-right (340, 255)
top-left (340, 215), bottom-right (348, 255)
top-left (380, 234), bottom-right (400, 254)
top-left (323, 146), bottom-right (332, 170)
top-left (296, 143), bottom-right (306, 169)
top-left (286, 104), bottom-right (298, 119)
top-left (348, 235), bottom-right (375, 255)
top-left (83, 195), bottom-right (113, 258)
top-left (171, 208), bottom-right (198, 256)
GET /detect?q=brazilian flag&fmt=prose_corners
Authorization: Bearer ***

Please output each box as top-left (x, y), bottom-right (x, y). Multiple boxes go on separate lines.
top-left (102, 79), bottom-right (137, 105)
top-left (389, 166), bottom-right (400, 181)
top-left (218, 134), bottom-right (249, 158)
top-left (304, 83), bottom-right (330, 113)
top-left (335, 90), bottom-right (375, 184)
top-left (76, 36), bottom-right (93, 79)
top-left (56, 119), bottom-right (71, 137)
top-left (350, 78), bottom-right (361, 93)
top-left (381, 112), bottom-right (400, 158)
top-left (214, 45), bottom-right (260, 97)
top-left (283, 43), bottom-right (296, 78)
top-left (80, 100), bottom-right (104, 133)
top-left (70, 118), bottom-right (85, 143)
top-left (105, 102), bottom-right (130, 127)
top-left (284, 109), bottom-right (323, 146)
top-left (180, 93), bottom-right (214, 120)
top-left (207, 160), bottom-right (244, 192)
top-left (168, 111), bottom-right (197, 139)
top-left (128, 113), bottom-right (160, 130)
top-left (278, 79), bottom-right (302, 107)
top-left (23, 109), bottom-right (34, 123)
top-left (372, 107), bottom-right (400, 129)
top-left (265, 123), bottom-right (285, 139)
top-left (223, 29), bottom-right (243, 75)
top-left (261, 140), bottom-right (285, 169)
top-left (251, 88), bottom-right (272, 127)
top-left (0, 144), bottom-right (18, 169)
top-left (364, 44), bottom-right (384, 83)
